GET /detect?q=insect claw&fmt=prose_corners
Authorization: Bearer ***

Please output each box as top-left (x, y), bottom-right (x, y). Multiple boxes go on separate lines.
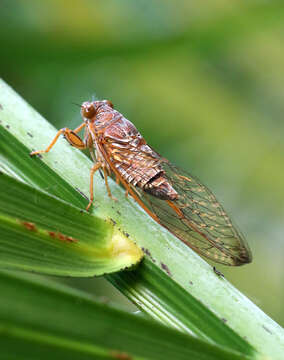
top-left (30, 150), bottom-right (39, 156)
top-left (30, 150), bottom-right (44, 158)
top-left (86, 200), bottom-right (93, 211)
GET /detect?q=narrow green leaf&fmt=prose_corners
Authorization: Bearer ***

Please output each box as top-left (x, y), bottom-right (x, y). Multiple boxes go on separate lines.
top-left (1, 328), bottom-right (137, 360)
top-left (0, 173), bottom-right (143, 276)
top-left (0, 270), bottom-right (254, 360)
top-left (107, 259), bottom-right (254, 354)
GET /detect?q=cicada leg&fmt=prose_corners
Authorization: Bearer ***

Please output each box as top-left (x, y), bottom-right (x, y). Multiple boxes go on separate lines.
top-left (86, 161), bottom-right (103, 211)
top-left (103, 166), bottom-right (118, 202)
top-left (87, 163), bottom-right (119, 211)
top-left (30, 122), bottom-right (86, 156)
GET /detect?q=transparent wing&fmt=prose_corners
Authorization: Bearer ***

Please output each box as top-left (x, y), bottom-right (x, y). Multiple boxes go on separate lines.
top-left (133, 158), bottom-right (252, 266)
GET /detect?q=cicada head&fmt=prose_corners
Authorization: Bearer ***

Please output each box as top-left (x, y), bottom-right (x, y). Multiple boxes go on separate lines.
top-left (81, 100), bottom-right (114, 123)
top-left (81, 101), bottom-right (97, 121)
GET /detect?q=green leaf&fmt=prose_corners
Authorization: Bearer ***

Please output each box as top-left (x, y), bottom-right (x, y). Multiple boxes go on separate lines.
top-left (107, 259), bottom-right (253, 353)
top-left (0, 270), bottom-right (254, 360)
top-left (0, 173), bottom-right (143, 276)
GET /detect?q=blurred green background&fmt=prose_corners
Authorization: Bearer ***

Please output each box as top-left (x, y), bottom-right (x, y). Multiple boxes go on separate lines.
top-left (1, 1), bottom-right (284, 326)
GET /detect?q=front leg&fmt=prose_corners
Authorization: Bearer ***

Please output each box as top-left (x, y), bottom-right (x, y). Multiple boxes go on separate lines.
top-left (30, 123), bottom-right (86, 156)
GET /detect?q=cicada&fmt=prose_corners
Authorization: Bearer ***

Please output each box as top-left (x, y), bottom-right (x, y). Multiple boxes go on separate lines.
top-left (31, 100), bottom-right (252, 266)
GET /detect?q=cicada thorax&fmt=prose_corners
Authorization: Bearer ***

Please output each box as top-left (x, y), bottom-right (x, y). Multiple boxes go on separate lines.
top-left (94, 110), bottom-right (178, 201)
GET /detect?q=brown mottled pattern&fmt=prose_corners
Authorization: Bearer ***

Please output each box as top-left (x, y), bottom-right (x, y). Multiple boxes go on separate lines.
top-left (101, 114), bottom-right (176, 198)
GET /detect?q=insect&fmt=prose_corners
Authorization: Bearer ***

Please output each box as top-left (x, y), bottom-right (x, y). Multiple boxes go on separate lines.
top-left (30, 100), bottom-right (252, 266)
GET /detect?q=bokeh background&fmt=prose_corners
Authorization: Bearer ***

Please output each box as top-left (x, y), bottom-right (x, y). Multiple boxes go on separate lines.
top-left (1, 1), bottom-right (284, 326)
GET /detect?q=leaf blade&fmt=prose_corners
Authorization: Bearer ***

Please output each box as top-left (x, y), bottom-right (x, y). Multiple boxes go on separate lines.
top-left (0, 173), bottom-right (143, 276)
top-left (0, 270), bottom-right (254, 360)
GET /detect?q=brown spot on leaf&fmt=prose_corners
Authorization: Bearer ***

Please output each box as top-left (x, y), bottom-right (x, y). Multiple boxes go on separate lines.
top-left (262, 325), bottom-right (272, 335)
top-left (58, 233), bottom-right (66, 241)
top-left (161, 262), bottom-right (172, 277)
top-left (141, 247), bottom-right (156, 262)
top-left (48, 231), bottom-right (57, 238)
top-left (22, 221), bottom-right (37, 232)
top-left (48, 231), bottom-right (78, 243)
top-left (110, 218), bottom-right (116, 225)
top-left (213, 266), bottom-right (224, 278)
top-left (110, 351), bottom-right (132, 360)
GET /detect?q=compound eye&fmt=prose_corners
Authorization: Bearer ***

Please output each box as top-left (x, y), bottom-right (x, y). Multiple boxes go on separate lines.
top-left (103, 100), bottom-right (114, 108)
top-left (81, 102), bottom-right (96, 118)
